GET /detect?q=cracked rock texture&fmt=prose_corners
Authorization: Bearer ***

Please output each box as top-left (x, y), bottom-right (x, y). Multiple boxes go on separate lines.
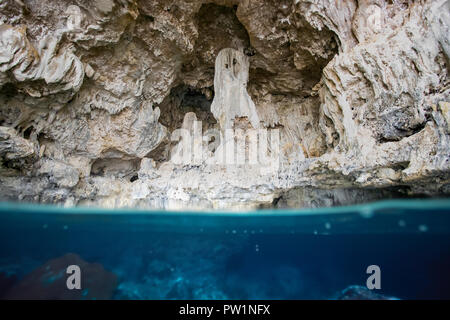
top-left (0, 0), bottom-right (449, 210)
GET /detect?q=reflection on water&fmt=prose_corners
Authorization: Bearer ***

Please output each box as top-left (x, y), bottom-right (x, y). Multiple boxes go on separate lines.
top-left (0, 200), bottom-right (450, 300)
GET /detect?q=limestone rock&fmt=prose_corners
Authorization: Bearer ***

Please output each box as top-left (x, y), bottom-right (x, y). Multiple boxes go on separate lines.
top-left (0, 0), bottom-right (448, 209)
top-left (439, 101), bottom-right (450, 133)
top-left (0, 24), bottom-right (84, 97)
top-left (38, 159), bottom-right (79, 188)
top-left (170, 112), bottom-right (203, 165)
top-left (0, 126), bottom-right (34, 160)
top-left (138, 157), bottom-right (160, 180)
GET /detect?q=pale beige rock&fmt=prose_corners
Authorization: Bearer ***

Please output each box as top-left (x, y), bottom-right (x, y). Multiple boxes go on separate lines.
top-left (439, 101), bottom-right (450, 133)
top-left (38, 159), bottom-right (79, 188)
top-left (0, 24), bottom-right (84, 96)
top-left (211, 48), bottom-right (260, 131)
top-left (0, 0), bottom-right (448, 209)
top-left (138, 158), bottom-right (160, 179)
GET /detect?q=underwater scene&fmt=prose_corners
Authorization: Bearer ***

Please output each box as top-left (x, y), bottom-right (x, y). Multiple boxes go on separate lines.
top-left (1, 199), bottom-right (450, 300)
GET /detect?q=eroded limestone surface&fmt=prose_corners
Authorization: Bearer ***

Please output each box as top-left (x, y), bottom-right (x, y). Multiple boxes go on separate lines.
top-left (211, 48), bottom-right (260, 130)
top-left (0, 0), bottom-right (449, 210)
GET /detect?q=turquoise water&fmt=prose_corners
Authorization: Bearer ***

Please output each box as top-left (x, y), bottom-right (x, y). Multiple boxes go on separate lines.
top-left (0, 199), bottom-right (450, 300)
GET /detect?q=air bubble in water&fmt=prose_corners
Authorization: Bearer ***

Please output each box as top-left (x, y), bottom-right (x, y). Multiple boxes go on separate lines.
top-left (360, 208), bottom-right (374, 219)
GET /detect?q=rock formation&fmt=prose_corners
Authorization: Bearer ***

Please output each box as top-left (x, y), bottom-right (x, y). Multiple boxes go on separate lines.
top-left (0, 0), bottom-right (449, 210)
top-left (211, 48), bottom-right (260, 131)
top-left (336, 285), bottom-right (399, 300)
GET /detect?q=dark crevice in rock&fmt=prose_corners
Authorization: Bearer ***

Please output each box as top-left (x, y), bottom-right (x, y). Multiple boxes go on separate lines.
top-left (392, 161), bottom-right (410, 171)
top-left (23, 126), bottom-right (33, 140)
top-left (271, 186), bottom-right (427, 210)
top-left (378, 120), bottom-right (427, 143)
top-left (178, 3), bottom-right (251, 91)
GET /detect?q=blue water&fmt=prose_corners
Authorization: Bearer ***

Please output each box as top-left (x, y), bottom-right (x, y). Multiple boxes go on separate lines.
top-left (1, 200), bottom-right (450, 300)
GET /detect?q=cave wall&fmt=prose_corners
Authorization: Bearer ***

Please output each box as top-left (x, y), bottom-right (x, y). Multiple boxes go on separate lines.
top-left (0, 0), bottom-right (449, 209)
